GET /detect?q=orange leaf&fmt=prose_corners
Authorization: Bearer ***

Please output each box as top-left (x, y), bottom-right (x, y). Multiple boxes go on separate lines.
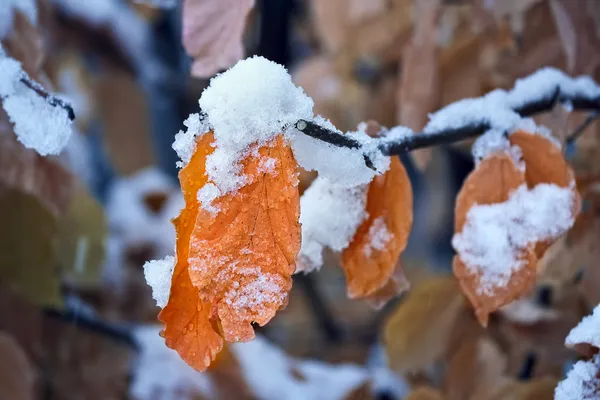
top-left (453, 152), bottom-right (536, 326)
top-left (158, 133), bottom-right (224, 371)
top-left (509, 130), bottom-right (581, 258)
top-left (509, 130), bottom-right (573, 188)
top-left (341, 157), bottom-right (413, 299)
top-left (188, 135), bottom-right (301, 342)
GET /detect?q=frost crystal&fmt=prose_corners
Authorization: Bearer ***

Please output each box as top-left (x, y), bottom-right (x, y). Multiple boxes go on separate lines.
top-left (452, 183), bottom-right (576, 293)
top-left (143, 256), bottom-right (175, 308)
top-left (363, 217), bottom-right (393, 257)
top-left (297, 178), bottom-right (368, 272)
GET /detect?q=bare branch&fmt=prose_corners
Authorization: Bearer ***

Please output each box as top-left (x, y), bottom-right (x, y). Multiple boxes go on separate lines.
top-left (566, 111), bottom-right (600, 144)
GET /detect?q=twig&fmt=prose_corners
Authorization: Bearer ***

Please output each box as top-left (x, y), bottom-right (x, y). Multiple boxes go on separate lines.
top-left (19, 76), bottom-right (76, 121)
top-left (295, 85), bottom-right (600, 157)
top-left (43, 308), bottom-right (139, 351)
top-left (566, 111), bottom-right (600, 144)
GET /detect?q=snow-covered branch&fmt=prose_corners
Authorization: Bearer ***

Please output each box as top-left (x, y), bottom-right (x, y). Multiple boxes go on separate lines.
top-left (295, 68), bottom-right (600, 157)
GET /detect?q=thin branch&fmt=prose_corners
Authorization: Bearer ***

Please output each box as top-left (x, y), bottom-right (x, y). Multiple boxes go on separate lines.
top-left (43, 308), bottom-right (139, 351)
top-left (566, 111), bottom-right (600, 144)
top-left (20, 76), bottom-right (76, 121)
top-left (295, 83), bottom-right (600, 157)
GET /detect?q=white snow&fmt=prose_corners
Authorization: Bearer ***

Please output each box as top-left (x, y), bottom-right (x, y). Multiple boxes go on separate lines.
top-left (452, 183), bottom-right (577, 294)
top-left (0, 53), bottom-right (73, 156)
top-left (363, 217), bottom-right (393, 257)
top-left (291, 116), bottom-right (389, 187)
top-left (425, 89), bottom-right (520, 135)
top-left (0, 0), bottom-right (38, 39)
top-left (131, 325), bottom-right (215, 400)
top-left (103, 167), bottom-right (183, 287)
top-left (143, 256), bottom-right (175, 308)
top-left (175, 56), bottom-right (388, 213)
top-left (554, 354), bottom-right (600, 400)
top-left (231, 335), bottom-right (370, 400)
top-left (172, 113), bottom-right (209, 167)
top-left (509, 67), bottom-right (600, 110)
top-left (425, 67), bottom-right (600, 151)
top-left (195, 56), bottom-right (313, 201)
top-left (296, 177), bottom-right (368, 272)
top-left (566, 304), bottom-right (600, 349)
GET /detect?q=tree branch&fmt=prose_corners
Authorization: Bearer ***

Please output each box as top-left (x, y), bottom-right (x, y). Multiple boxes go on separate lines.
top-left (295, 82), bottom-right (600, 157)
top-left (19, 76), bottom-right (76, 121)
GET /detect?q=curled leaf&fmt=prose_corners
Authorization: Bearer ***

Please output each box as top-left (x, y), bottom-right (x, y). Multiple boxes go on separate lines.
top-left (158, 133), bottom-right (224, 371)
top-left (341, 157), bottom-right (413, 299)
top-left (188, 135), bottom-right (301, 342)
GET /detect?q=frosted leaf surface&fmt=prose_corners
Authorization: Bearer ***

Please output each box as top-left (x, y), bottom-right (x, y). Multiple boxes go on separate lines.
top-left (554, 355), bottom-right (600, 400)
top-left (143, 256), bottom-right (175, 308)
top-left (565, 304), bottom-right (600, 349)
top-left (0, 54), bottom-right (73, 156)
top-left (452, 183), bottom-right (576, 294)
top-left (297, 177), bottom-right (368, 272)
top-left (363, 217), bottom-right (393, 257)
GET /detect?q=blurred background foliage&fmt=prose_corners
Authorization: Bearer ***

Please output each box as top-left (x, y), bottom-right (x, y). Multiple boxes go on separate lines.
top-left (0, 0), bottom-right (599, 399)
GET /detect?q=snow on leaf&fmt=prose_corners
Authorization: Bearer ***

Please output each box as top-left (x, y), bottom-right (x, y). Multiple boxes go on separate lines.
top-left (341, 157), bottom-right (412, 299)
top-left (554, 354), bottom-right (600, 400)
top-left (182, 0), bottom-right (254, 78)
top-left (565, 304), bottom-right (600, 350)
top-left (158, 133), bottom-right (224, 372)
top-left (296, 178), bottom-right (368, 273)
top-left (508, 129), bottom-right (581, 258)
top-left (452, 151), bottom-right (533, 326)
top-left (187, 135), bottom-right (301, 342)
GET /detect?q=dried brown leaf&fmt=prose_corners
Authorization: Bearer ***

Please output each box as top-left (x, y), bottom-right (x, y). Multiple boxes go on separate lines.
top-left (183, 0), bottom-right (254, 78)
top-left (397, 0), bottom-right (441, 170)
top-left (384, 277), bottom-right (463, 373)
top-left (94, 66), bottom-right (155, 175)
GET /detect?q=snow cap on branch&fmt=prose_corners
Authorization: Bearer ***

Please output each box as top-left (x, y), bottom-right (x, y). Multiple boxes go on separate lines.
top-left (0, 52), bottom-right (73, 156)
